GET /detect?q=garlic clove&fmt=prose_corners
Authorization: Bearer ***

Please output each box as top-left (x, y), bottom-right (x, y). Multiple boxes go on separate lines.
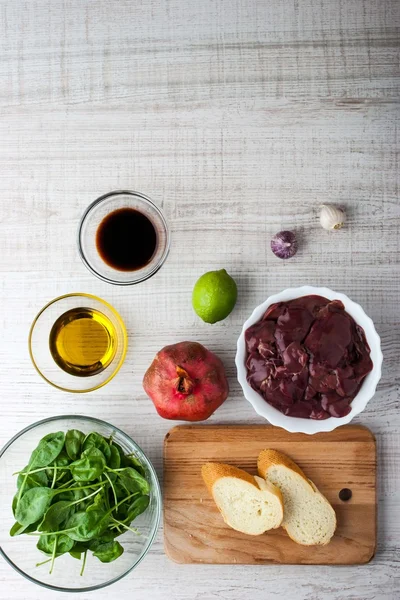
top-left (320, 204), bottom-right (345, 230)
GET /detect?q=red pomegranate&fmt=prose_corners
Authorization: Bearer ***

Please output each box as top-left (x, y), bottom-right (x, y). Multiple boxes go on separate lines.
top-left (143, 341), bottom-right (229, 421)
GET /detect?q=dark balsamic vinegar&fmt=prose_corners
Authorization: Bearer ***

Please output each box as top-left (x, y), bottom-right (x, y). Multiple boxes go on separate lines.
top-left (96, 208), bottom-right (157, 271)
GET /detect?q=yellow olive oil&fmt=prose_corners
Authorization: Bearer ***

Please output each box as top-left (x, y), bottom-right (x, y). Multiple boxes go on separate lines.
top-left (49, 307), bottom-right (117, 377)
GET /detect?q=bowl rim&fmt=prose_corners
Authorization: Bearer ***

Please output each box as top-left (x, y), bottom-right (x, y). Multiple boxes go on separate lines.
top-left (28, 292), bottom-right (128, 393)
top-left (77, 189), bottom-right (171, 286)
top-left (0, 414), bottom-right (162, 593)
top-left (235, 285), bottom-right (383, 434)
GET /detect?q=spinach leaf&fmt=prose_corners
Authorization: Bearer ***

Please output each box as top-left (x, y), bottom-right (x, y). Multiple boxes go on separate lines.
top-left (125, 495), bottom-right (150, 524)
top-left (82, 433), bottom-right (111, 461)
top-left (114, 493), bottom-right (149, 522)
top-left (71, 541), bottom-right (90, 552)
top-left (39, 501), bottom-right (74, 532)
top-left (51, 451), bottom-right (70, 468)
top-left (122, 453), bottom-right (145, 477)
top-left (93, 541), bottom-right (124, 563)
top-left (28, 432), bottom-right (65, 470)
top-left (106, 470), bottom-right (117, 483)
top-left (57, 487), bottom-right (86, 503)
top-left (109, 440), bottom-right (145, 473)
top-left (88, 530), bottom-right (115, 549)
top-left (108, 445), bottom-right (121, 469)
top-left (69, 541), bottom-right (90, 559)
top-left (118, 467), bottom-right (149, 495)
top-left (114, 502), bottom-right (129, 521)
top-left (10, 522), bottom-right (25, 536)
top-left (57, 534), bottom-right (75, 554)
top-left (69, 454), bottom-right (105, 482)
top-left (86, 489), bottom-right (106, 512)
top-left (46, 452), bottom-right (71, 487)
top-left (17, 466), bottom-right (48, 490)
top-left (65, 430), bottom-right (85, 461)
top-left (58, 487), bottom-right (99, 514)
top-left (15, 487), bottom-right (54, 526)
top-left (12, 493), bottom-right (18, 517)
top-left (37, 534), bottom-right (55, 555)
top-left (37, 533), bottom-right (74, 556)
top-left (17, 432), bottom-right (64, 502)
top-left (65, 510), bottom-right (110, 542)
top-left (10, 521), bottom-right (38, 536)
top-left (46, 450), bottom-right (70, 478)
top-left (81, 447), bottom-right (105, 460)
top-left (112, 479), bottom-right (130, 502)
top-left (79, 492), bottom-right (97, 511)
top-left (55, 489), bottom-right (75, 503)
top-left (112, 441), bottom-right (126, 460)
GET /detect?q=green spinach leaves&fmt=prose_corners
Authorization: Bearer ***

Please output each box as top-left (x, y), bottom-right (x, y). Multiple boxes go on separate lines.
top-left (11, 429), bottom-right (151, 576)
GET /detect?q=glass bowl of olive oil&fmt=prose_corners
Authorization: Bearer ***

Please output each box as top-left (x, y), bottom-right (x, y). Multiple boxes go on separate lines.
top-left (28, 294), bottom-right (127, 392)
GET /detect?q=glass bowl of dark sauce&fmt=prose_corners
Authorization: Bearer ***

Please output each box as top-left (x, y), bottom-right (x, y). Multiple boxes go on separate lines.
top-left (78, 191), bottom-right (170, 285)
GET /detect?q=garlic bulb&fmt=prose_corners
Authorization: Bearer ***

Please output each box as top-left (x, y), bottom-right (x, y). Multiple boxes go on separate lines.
top-left (320, 204), bottom-right (345, 230)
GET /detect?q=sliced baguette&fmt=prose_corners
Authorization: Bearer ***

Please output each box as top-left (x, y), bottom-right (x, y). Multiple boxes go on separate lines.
top-left (257, 450), bottom-right (336, 546)
top-left (201, 462), bottom-right (283, 535)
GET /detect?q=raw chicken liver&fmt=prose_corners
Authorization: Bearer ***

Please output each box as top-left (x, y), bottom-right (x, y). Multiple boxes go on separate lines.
top-left (245, 295), bottom-right (373, 419)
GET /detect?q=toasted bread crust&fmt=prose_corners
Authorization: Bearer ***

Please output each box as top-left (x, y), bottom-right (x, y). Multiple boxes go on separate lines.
top-left (201, 462), bottom-right (259, 496)
top-left (257, 449), bottom-right (313, 491)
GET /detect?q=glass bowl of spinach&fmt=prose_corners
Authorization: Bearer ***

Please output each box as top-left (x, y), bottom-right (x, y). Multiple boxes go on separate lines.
top-left (0, 415), bottom-right (161, 592)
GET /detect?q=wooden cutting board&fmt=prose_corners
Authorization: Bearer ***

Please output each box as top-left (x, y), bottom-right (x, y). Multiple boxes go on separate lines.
top-left (163, 425), bottom-right (376, 565)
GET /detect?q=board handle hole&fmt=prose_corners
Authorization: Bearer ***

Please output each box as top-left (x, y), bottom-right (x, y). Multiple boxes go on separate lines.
top-left (339, 488), bottom-right (352, 501)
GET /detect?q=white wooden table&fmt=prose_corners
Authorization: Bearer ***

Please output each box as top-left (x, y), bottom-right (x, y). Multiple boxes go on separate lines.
top-left (1, 1), bottom-right (399, 598)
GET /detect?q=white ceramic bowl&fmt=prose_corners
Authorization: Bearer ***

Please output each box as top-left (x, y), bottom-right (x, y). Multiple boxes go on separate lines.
top-left (236, 286), bottom-right (383, 434)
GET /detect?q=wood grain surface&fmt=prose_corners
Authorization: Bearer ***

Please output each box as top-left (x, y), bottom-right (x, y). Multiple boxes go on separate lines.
top-left (0, 0), bottom-right (399, 599)
top-left (164, 425), bottom-right (376, 565)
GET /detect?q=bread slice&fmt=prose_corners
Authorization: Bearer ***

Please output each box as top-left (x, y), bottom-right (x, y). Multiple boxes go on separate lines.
top-left (201, 462), bottom-right (283, 535)
top-left (257, 450), bottom-right (336, 546)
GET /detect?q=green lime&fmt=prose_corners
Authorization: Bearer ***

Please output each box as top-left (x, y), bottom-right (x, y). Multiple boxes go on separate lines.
top-left (192, 269), bottom-right (238, 324)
